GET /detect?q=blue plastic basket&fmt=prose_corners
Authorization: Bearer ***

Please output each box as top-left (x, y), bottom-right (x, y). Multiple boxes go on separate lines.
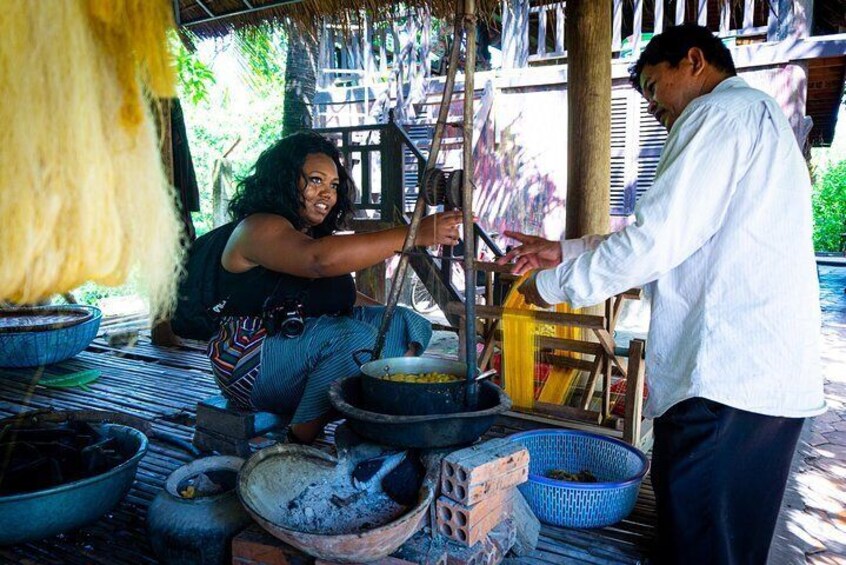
top-left (509, 429), bottom-right (649, 529)
top-left (0, 306), bottom-right (102, 368)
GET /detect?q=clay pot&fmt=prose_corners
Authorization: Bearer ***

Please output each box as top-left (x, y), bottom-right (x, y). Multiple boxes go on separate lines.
top-left (147, 456), bottom-right (252, 565)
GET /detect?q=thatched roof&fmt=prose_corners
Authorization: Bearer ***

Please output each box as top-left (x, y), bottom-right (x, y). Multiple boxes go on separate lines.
top-left (176, 0), bottom-right (500, 38)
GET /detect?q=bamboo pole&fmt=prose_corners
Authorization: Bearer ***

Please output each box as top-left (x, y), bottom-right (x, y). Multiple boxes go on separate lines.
top-left (461, 0), bottom-right (479, 406)
top-left (564, 0), bottom-right (611, 239)
top-left (371, 1), bottom-right (465, 360)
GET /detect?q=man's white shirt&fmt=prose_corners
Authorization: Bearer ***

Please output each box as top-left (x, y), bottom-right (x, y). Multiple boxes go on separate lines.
top-left (536, 77), bottom-right (825, 419)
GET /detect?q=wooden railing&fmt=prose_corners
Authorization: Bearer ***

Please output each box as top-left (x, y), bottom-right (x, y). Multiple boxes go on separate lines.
top-left (320, 1), bottom-right (787, 81)
top-left (522, 0), bottom-right (781, 63)
top-left (315, 121), bottom-right (427, 219)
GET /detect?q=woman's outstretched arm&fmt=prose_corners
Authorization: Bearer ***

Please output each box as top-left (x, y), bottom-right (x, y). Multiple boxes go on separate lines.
top-left (222, 210), bottom-right (464, 278)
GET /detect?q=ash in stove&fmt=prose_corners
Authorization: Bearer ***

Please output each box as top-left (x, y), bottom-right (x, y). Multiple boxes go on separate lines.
top-left (0, 421), bottom-right (132, 496)
top-left (273, 450), bottom-right (426, 536)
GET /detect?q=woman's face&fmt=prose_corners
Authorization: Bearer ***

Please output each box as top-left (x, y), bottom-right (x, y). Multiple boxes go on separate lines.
top-left (297, 152), bottom-right (339, 227)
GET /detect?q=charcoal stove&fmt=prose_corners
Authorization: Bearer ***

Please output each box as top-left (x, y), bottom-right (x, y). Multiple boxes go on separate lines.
top-left (237, 425), bottom-right (439, 563)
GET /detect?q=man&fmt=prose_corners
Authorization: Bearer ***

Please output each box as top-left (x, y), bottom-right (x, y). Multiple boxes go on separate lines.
top-left (500, 24), bottom-right (825, 564)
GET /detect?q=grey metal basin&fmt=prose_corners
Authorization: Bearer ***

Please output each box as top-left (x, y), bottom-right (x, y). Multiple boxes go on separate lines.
top-left (0, 423), bottom-right (148, 546)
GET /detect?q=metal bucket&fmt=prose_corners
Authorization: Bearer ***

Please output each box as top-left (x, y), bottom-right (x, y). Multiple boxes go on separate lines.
top-left (357, 356), bottom-right (489, 416)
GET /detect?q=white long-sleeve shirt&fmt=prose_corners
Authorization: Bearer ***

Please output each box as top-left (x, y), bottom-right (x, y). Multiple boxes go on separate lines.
top-left (536, 77), bottom-right (825, 419)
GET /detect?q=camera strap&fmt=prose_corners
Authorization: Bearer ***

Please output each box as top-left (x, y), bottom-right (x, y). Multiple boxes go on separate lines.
top-left (262, 275), bottom-right (312, 313)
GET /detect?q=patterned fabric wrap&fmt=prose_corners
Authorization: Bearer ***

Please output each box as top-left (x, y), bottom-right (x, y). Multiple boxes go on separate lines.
top-left (207, 315), bottom-right (266, 408)
top-left (207, 306), bottom-right (432, 423)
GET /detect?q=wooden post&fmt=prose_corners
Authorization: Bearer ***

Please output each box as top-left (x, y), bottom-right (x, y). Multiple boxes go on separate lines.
top-left (564, 0), bottom-right (611, 240)
top-left (779, 0), bottom-right (814, 40)
top-left (623, 339), bottom-right (646, 446)
top-left (720, 0), bottom-right (731, 35)
top-left (151, 98), bottom-right (181, 346)
top-left (654, 0), bottom-right (664, 35)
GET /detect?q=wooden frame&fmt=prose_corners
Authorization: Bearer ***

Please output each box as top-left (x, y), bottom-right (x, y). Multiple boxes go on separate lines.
top-left (449, 261), bottom-right (651, 447)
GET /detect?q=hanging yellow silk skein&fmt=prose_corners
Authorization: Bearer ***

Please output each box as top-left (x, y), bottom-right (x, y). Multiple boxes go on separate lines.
top-left (502, 273), bottom-right (582, 410)
top-left (0, 0), bottom-right (182, 318)
top-left (85, 0), bottom-right (177, 128)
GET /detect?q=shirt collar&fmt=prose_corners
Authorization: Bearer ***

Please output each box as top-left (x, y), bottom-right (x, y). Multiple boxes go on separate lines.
top-left (711, 75), bottom-right (747, 94)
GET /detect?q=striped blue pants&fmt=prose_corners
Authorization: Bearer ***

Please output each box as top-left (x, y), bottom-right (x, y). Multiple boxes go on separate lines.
top-left (253, 306), bottom-right (432, 423)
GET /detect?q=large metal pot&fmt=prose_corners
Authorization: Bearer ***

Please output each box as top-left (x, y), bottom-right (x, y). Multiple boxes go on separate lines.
top-left (329, 377), bottom-right (511, 449)
top-left (357, 356), bottom-right (493, 416)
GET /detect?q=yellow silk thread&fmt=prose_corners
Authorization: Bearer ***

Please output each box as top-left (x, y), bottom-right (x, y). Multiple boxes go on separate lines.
top-left (0, 0), bottom-right (182, 318)
top-left (502, 273), bottom-right (582, 409)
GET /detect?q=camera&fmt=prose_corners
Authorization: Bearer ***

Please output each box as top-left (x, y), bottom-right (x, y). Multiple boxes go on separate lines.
top-left (263, 298), bottom-right (305, 338)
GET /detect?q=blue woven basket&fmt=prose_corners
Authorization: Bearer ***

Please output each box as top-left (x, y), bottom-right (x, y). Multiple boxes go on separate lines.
top-left (509, 429), bottom-right (649, 529)
top-left (0, 306), bottom-right (102, 368)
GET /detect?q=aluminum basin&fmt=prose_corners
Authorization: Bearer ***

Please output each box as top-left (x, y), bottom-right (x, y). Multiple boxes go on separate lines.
top-left (0, 423), bottom-right (147, 545)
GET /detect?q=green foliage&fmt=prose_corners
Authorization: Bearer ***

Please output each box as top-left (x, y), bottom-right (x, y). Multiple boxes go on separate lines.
top-left (71, 278), bottom-right (139, 306)
top-left (171, 34), bottom-right (216, 105)
top-left (232, 24), bottom-right (287, 96)
top-left (812, 159), bottom-right (846, 252)
top-left (173, 26), bottom-right (289, 237)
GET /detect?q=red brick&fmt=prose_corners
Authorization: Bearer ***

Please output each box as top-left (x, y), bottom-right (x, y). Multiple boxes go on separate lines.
top-left (444, 538), bottom-right (487, 565)
top-left (441, 440), bottom-right (528, 506)
top-left (231, 525), bottom-right (310, 565)
top-left (487, 518), bottom-right (517, 556)
top-left (392, 530), bottom-right (448, 565)
top-left (315, 558), bottom-right (415, 565)
top-left (441, 464), bottom-right (528, 507)
top-left (436, 491), bottom-right (514, 547)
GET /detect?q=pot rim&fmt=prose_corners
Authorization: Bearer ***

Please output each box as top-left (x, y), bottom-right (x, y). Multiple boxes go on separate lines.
top-left (165, 455), bottom-right (245, 500)
top-left (330, 376), bottom-right (512, 423)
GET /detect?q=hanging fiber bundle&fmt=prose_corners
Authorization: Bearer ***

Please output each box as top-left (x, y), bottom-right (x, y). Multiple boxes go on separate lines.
top-left (85, 0), bottom-right (177, 129)
top-left (0, 0), bottom-right (182, 319)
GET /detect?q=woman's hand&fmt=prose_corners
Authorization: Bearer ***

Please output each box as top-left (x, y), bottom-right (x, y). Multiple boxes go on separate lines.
top-left (416, 210), bottom-right (464, 247)
top-left (497, 231), bottom-right (562, 275)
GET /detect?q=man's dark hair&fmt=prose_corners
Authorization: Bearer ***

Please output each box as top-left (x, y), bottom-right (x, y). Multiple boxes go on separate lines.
top-left (629, 24), bottom-right (737, 92)
top-left (229, 131), bottom-right (356, 237)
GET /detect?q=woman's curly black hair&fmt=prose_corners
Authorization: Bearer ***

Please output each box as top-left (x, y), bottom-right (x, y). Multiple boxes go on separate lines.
top-left (228, 131), bottom-right (356, 237)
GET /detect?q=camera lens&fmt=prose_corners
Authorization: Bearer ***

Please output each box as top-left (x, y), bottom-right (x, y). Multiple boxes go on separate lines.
top-left (280, 316), bottom-right (304, 338)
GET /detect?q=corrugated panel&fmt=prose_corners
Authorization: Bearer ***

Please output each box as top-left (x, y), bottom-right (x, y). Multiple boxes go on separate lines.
top-left (635, 98), bottom-right (667, 205)
top-left (610, 95), bottom-right (630, 215)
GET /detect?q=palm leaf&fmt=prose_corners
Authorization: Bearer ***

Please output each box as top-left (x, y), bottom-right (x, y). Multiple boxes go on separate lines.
top-left (38, 370), bottom-right (102, 390)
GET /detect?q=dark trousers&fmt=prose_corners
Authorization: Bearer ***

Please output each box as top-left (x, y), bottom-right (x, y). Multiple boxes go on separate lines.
top-left (651, 397), bottom-right (804, 565)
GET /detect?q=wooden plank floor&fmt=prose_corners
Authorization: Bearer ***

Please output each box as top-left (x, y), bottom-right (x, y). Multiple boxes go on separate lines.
top-left (0, 322), bottom-right (654, 564)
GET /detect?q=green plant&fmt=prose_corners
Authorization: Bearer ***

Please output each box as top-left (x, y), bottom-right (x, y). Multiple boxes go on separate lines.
top-left (173, 27), bottom-right (289, 237)
top-left (232, 24), bottom-right (286, 97)
top-left (812, 159), bottom-right (846, 252)
top-left (171, 33), bottom-right (217, 105)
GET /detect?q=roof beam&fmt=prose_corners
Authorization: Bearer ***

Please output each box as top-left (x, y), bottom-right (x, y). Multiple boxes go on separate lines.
top-left (181, 0), bottom-right (303, 29)
top-left (194, 0), bottom-right (215, 19)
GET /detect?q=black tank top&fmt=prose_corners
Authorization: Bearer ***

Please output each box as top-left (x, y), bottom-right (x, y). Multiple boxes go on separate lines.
top-left (215, 224), bottom-right (356, 318)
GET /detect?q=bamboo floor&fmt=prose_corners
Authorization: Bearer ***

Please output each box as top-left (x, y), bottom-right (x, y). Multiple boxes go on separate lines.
top-left (0, 315), bottom-right (654, 565)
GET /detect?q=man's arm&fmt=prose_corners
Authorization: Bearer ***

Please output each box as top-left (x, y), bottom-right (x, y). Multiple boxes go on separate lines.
top-left (499, 232), bottom-right (610, 275)
top-left (535, 104), bottom-right (752, 307)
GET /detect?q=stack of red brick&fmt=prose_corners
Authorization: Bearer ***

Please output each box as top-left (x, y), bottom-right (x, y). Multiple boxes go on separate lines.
top-left (434, 438), bottom-right (529, 565)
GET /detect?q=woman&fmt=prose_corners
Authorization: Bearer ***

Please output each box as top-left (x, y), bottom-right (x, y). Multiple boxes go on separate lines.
top-left (206, 131), bottom-right (462, 444)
